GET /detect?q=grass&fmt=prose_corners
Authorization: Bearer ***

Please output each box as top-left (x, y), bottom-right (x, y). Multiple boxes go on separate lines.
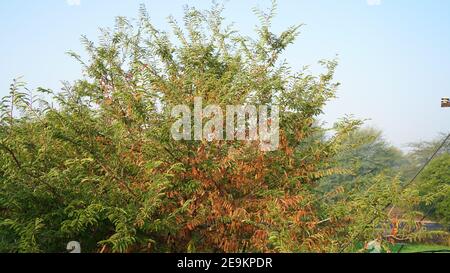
top-left (351, 242), bottom-right (450, 253)
top-left (392, 244), bottom-right (450, 253)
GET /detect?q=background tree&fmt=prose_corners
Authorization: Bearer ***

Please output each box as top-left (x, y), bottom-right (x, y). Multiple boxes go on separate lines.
top-left (403, 136), bottom-right (450, 228)
top-left (318, 127), bottom-right (406, 193)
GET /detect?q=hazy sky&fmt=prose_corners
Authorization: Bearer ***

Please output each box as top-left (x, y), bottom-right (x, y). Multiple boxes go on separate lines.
top-left (1, 0), bottom-right (449, 149)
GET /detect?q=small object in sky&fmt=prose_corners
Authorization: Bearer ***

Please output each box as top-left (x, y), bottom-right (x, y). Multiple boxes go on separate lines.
top-left (67, 241), bottom-right (81, 253)
top-left (442, 97), bottom-right (450, 107)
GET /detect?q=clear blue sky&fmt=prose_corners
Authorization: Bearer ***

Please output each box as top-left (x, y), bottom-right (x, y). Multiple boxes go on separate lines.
top-left (1, 0), bottom-right (449, 149)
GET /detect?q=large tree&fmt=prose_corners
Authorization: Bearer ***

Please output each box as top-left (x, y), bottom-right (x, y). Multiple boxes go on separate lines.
top-left (0, 3), bottom-right (421, 253)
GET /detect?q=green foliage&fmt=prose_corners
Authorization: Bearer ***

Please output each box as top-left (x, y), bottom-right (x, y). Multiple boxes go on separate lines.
top-left (0, 218), bottom-right (44, 253)
top-left (415, 154), bottom-right (450, 227)
top-left (401, 136), bottom-right (450, 228)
